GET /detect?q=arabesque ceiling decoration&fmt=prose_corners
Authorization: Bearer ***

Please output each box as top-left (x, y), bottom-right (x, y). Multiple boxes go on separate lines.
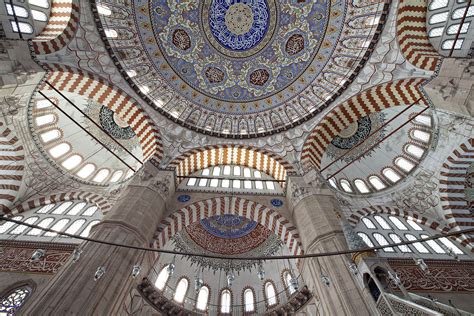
top-left (93, 0), bottom-right (389, 136)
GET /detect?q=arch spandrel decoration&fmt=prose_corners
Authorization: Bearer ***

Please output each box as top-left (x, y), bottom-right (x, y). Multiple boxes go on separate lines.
top-left (4, 191), bottom-right (111, 216)
top-left (301, 78), bottom-right (427, 170)
top-left (396, 0), bottom-right (441, 71)
top-left (40, 66), bottom-right (163, 162)
top-left (154, 197), bottom-right (303, 258)
top-left (348, 205), bottom-right (472, 252)
top-left (167, 145), bottom-right (296, 185)
top-left (31, 0), bottom-right (80, 55)
top-left (0, 122), bottom-right (24, 214)
top-left (439, 138), bottom-right (474, 249)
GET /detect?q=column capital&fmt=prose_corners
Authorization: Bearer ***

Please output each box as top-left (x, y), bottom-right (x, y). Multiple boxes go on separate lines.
top-left (129, 162), bottom-right (175, 203)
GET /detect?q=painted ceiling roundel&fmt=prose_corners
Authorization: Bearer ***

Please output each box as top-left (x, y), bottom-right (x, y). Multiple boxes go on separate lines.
top-left (95, 0), bottom-right (387, 136)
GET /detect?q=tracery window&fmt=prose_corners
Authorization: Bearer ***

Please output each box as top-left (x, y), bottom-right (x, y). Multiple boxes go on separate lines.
top-left (388, 233), bottom-right (412, 253)
top-left (357, 232), bottom-right (375, 247)
top-left (173, 278), bottom-right (188, 303)
top-left (372, 233), bottom-right (394, 252)
top-left (362, 218), bottom-right (376, 229)
top-left (264, 282), bottom-right (277, 307)
top-left (154, 265), bottom-right (171, 291)
top-left (220, 289), bottom-right (231, 314)
top-left (196, 286), bottom-right (209, 311)
top-left (388, 216), bottom-right (408, 230)
top-left (243, 288), bottom-right (255, 312)
top-left (0, 286), bottom-right (32, 315)
top-left (374, 215), bottom-right (391, 230)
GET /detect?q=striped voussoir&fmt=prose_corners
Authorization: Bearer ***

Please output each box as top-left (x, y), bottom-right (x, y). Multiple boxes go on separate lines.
top-left (31, 0), bottom-right (80, 55)
top-left (301, 78), bottom-right (427, 170)
top-left (154, 196), bottom-right (303, 257)
top-left (396, 0), bottom-right (440, 71)
top-left (439, 139), bottom-right (474, 250)
top-left (41, 67), bottom-right (163, 162)
top-left (0, 122), bottom-right (24, 215)
top-left (168, 145), bottom-right (295, 185)
top-left (348, 205), bottom-right (471, 251)
top-left (5, 191), bottom-right (112, 216)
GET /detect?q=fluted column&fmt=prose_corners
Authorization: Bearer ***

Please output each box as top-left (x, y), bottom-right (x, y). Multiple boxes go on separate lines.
top-left (288, 176), bottom-right (375, 316)
top-left (21, 166), bottom-right (174, 315)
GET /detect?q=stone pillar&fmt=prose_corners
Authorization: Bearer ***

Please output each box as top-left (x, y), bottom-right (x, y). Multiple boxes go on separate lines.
top-left (21, 166), bottom-right (174, 315)
top-left (288, 176), bottom-right (376, 316)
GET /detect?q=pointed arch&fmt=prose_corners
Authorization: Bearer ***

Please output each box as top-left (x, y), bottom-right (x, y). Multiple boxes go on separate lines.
top-left (154, 196), bottom-right (303, 258)
top-left (40, 65), bottom-right (163, 163)
top-left (31, 0), bottom-right (80, 55)
top-left (0, 122), bottom-right (24, 214)
top-left (301, 78), bottom-right (428, 170)
top-left (4, 191), bottom-right (111, 216)
top-left (167, 145), bottom-right (296, 185)
top-left (396, 0), bottom-right (441, 70)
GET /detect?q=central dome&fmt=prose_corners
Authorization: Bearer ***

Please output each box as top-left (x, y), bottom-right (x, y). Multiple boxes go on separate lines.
top-left (95, 0), bottom-right (386, 136)
top-left (147, 0), bottom-right (328, 106)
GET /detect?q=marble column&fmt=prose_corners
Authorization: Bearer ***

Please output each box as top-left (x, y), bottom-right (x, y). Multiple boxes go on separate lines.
top-left (21, 167), bottom-right (174, 315)
top-left (288, 176), bottom-right (376, 316)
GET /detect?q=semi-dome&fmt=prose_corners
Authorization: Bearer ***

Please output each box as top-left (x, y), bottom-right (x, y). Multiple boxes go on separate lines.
top-left (94, 0), bottom-right (387, 136)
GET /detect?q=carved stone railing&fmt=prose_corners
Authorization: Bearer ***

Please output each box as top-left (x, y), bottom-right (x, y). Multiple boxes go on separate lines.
top-left (376, 293), bottom-right (443, 316)
top-left (137, 278), bottom-right (313, 315)
top-left (408, 292), bottom-right (472, 316)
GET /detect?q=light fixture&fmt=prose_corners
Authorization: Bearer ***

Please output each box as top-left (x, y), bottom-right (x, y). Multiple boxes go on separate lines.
top-left (72, 249), bottom-right (82, 262)
top-left (227, 272), bottom-right (235, 287)
top-left (94, 266), bottom-right (106, 281)
top-left (348, 263), bottom-right (359, 275)
top-left (320, 273), bottom-right (331, 287)
top-left (290, 277), bottom-right (299, 291)
top-left (31, 249), bottom-right (45, 261)
top-left (388, 271), bottom-right (401, 286)
top-left (414, 258), bottom-right (430, 274)
top-left (257, 262), bottom-right (265, 281)
top-left (132, 264), bottom-right (141, 278)
top-left (194, 277), bottom-right (203, 293)
top-left (167, 262), bottom-right (176, 276)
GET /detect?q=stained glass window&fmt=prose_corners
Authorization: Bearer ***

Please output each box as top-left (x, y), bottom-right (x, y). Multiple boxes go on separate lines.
top-left (0, 286), bottom-right (32, 315)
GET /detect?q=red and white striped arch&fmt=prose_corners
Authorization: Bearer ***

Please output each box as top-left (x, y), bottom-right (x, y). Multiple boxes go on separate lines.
top-left (439, 139), bottom-right (474, 248)
top-left (4, 191), bottom-right (112, 216)
top-left (41, 66), bottom-right (163, 162)
top-left (396, 0), bottom-right (440, 71)
top-left (31, 0), bottom-right (80, 55)
top-left (301, 78), bottom-right (428, 170)
top-left (168, 145), bottom-right (295, 185)
top-left (0, 122), bottom-right (24, 214)
top-left (154, 196), bottom-right (303, 257)
top-left (349, 205), bottom-right (472, 252)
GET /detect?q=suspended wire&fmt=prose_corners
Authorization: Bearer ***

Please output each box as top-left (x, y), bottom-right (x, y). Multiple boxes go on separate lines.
top-left (0, 216), bottom-right (472, 261)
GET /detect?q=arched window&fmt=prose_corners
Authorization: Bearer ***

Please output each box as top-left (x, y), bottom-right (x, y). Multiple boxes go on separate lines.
top-left (154, 265), bottom-right (170, 291)
top-left (439, 237), bottom-right (463, 254)
top-left (357, 232), bottom-right (374, 247)
top-left (388, 216), bottom-right (408, 230)
top-left (80, 220), bottom-right (99, 237)
top-left (389, 233), bottom-right (412, 253)
top-left (104, 29), bottom-right (118, 38)
top-left (31, 10), bottom-right (48, 21)
top-left (368, 176), bottom-right (386, 190)
top-left (285, 272), bottom-right (296, 294)
top-left (29, 0), bottom-right (49, 8)
top-left (244, 288), bottom-right (255, 312)
top-left (40, 129), bottom-right (61, 143)
top-left (382, 168), bottom-right (401, 183)
top-left (340, 179), bottom-right (353, 193)
top-left (395, 157), bottom-right (415, 172)
top-left (429, 0), bottom-right (448, 10)
top-left (429, 11), bottom-right (449, 24)
top-left (49, 143), bottom-right (71, 159)
top-left (411, 130), bottom-right (430, 143)
top-left (96, 4), bottom-right (112, 16)
top-left (405, 145), bottom-right (424, 159)
top-left (265, 282), bottom-right (277, 307)
top-left (220, 289), bottom-right (231, 314)
top-left (44, 219), bottom-right (70, 237)
top-left (93, 169), bottom-right (110, 183)
top-left (27, 217), bottom-right (54, 235)
top-left (196, 286), bottom-right (209, 311)
top-left (77, 164), bottom-right (96, 179)
top-left (61, 155), bottom-right (83, 170)
top-left (0, 286), bottom-right (32, 314)
top-left (406, 219), bottom-right (423, 231)
top-left (67, 203), bottom-right (87, 216)
top-left (36, 204), bottom-right (55, 214)
top-left (405, 234), bottom-right (429, 253)
top-left (413, 115), bottom-right (432, 127)
top-left (420, 234), bottom-right (445, 254)
top-left (52, 202), bottom-right (73, 215)
top-left (110, 171), bottom-right (124, 183)
top-left (0, 216), bottom-right (22, 234)
top-left (362, 218), bottom-right (376, 229)
top-left (83, 206), bottom-right (98, 216)
top-left (10, 21), bottom-right (34, 34)
top-left (212, 166), bottom-right (221, 176)
top-left (354, 179), bottom-right (370, 193)
top-left (374, 215), bottom-right (391, 230)
top-left (10, 217), bottom-right (39, 235)
top-left (64, 219), bottom-right (86, 235)
top-left (36, 114), bottom-right (55, 127)
top-left (173, 278), bottom-right (188, 303)
top-left (373, 233), bottom-right (394, 252)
